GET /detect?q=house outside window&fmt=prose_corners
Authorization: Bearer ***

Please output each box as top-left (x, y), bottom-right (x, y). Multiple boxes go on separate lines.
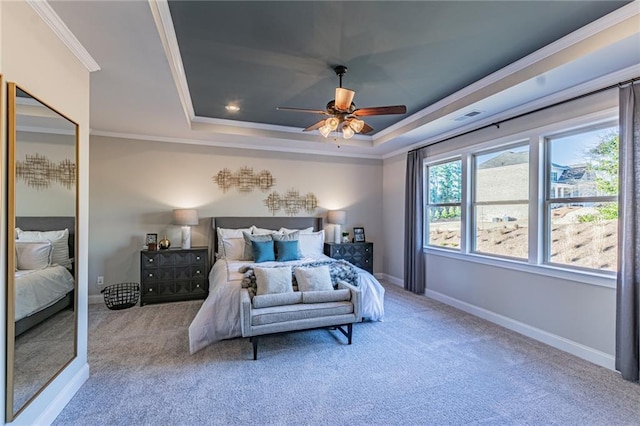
top-left (473, 144), bottom-right (529, 259)
top-left (545, 124), bottom-right (619, 271)
top-left (425, 159), bottom-right (462, 249)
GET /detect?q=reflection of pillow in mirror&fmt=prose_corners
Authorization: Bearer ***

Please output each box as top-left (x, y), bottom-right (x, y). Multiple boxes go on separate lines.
top-left (15, 241), bottom-right (52, 270)
top-left (16, 228), bottom-right (70, 269)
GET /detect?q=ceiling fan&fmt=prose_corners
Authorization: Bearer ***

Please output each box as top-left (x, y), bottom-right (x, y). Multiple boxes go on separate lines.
top-left (276, 65), bottom-right (407, 139)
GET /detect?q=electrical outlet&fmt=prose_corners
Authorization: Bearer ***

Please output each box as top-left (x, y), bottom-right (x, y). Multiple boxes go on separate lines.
top-left (97, 276), bottom-right (104, 285)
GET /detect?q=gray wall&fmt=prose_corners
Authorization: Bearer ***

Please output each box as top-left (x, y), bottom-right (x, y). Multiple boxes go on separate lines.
top-left (89, 135), bottom-right (383, 296)
top-left (381, 89), bottom-right (619, 368)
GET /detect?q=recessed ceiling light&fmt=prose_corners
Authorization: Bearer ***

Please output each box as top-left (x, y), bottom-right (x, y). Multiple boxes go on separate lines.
top-left (225, 104), bottom-right (240, 112)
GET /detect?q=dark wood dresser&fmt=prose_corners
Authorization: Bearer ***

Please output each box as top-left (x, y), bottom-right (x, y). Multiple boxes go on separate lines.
top-left (140, 247), bottom-right (209, 305)
top-left (324, 242), bottom-right (373, 274)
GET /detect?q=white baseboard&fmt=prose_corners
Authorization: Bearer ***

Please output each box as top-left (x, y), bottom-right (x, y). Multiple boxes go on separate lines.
top-left (378, 273), bottom-right (403, 287)
top-left (425, 289), bottom-right (615, 370)
top-left (88, 294), bottom-right (103, 305)
top-left (34, 363), bottom-right (90, 425)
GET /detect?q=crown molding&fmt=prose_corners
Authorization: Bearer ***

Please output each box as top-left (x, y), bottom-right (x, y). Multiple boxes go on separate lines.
top-left (89, 130), bottom-right (383, 160)
top-left (148, 0), bottom-right (195, 125)
top-left (27, 0), bottom-right (100, 72)
top-left (381, 64), bottom-right (640, 160)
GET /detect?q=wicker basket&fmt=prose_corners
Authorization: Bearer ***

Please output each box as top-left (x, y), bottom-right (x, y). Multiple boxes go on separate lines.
top-left (101, 282), bottom-right (140, 310)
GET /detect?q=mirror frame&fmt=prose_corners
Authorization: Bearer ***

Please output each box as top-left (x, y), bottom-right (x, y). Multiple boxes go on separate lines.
top-left (5, 82), bottom-right (79, 421)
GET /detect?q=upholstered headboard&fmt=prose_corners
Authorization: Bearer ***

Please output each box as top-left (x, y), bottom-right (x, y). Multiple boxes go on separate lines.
top-left (211, 216), bottom-right (323, 262)
top-left (16, 216), bottom-right (76, 268)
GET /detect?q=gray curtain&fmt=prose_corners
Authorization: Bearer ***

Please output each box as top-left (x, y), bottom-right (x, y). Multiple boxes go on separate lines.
top-left (615, 81), bottom-right (640, 381)
top-left (404, 149), bottom-right (426, 293)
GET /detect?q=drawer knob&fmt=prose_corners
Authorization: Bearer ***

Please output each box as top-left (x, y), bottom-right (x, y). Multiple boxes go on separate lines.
top-left (195, 284), bottom-right (200, 288)
top-left (196, 270), bottom-right (200, 274)
top-left (196, 256), bottom-right (200, 260)
top-left (148, 288), bottom-right (153, 292)
top-left (149, 258), bottom-right (154, 262)
top-left (148, 273), bottom-right (153, 277)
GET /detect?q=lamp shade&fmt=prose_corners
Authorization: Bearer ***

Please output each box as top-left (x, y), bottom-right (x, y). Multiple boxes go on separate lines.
top-left (327, 210), bottom-right (346, 225)
top-left (172, 209), bottom-right (199, 226)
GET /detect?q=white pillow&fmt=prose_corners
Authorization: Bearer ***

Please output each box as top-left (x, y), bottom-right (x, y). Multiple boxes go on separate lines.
top-left (279, 227), bottom-right (314, 234)
top-left (221, 237), bottom-right (245, 261)
top-left (251, 226), bottom-right (278, 235)
top-left (299, 231), bottom-right (325, 258)
top-left (15, 241), bottom-right (52, 270)
top-left (295, 265), bottom-right (333, 292)
top-left (16, 228), bottom-right (71, 269)
top-left (216, 227), bottom-right (251, 258)
top-left (254, 266), bottom-right (293, 295)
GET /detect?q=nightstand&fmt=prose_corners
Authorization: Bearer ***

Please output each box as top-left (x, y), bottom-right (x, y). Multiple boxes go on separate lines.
top-left (140, 247), bottom-right (209, 306)
top-left (324, 242), bottom-right (373, 274)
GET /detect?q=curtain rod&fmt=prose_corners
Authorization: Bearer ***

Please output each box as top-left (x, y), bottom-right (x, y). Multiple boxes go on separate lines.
top-left (408, 76), bottom-right (640, 154)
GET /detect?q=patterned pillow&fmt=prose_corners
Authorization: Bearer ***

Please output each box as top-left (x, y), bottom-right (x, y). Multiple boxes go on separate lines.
top-left (254, 266), bottom-right (293, 295)
top-left (294, 265), bottom-right (334, 292)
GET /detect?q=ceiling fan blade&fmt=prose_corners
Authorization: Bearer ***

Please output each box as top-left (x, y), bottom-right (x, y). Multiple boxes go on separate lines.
top-left (334, 88), bottom-right (355, 111)
top-left (353, 105), bottom-right (407, 116)
top-left (360, 122), bottom-right (375, 134)
top-left (277, 106), bottom-right (328, 115)
top-left (302, 120), bottom-right (326, 132)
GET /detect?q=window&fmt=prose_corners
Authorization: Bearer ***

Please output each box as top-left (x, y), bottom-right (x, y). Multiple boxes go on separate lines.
top-left (545, 124), bottom-right (618, 271)
top-left (473, 145), bottom-right (529, 259)
top-left (426, 159), bottom-right (462, 249)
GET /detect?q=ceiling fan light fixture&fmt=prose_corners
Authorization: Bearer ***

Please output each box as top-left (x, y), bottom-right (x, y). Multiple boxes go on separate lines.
top-left (341, 122), bottom-right (355, 139)
top-left (349, 118), bottom-right (365, 133)
top-left (326, 117), bottom-right (340, 131)
top-left (318, 124), bottom-right (332, 138)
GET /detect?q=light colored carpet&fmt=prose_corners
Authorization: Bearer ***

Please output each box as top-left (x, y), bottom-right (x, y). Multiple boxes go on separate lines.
top-left (53, 283), bottom-right (640, 425)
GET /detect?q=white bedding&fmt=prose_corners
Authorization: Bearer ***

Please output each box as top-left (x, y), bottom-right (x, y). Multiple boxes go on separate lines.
top-left (15, 265), bottom-right (75, 321)
top-left (188, 255), bottom-right (384, 354)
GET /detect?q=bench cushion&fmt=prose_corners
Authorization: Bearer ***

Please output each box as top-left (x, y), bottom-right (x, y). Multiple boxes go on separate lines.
top-left (253, 292), bottom-right (302, 309)
top-left (251, 301), bottom-right (354, 326)
top-left (302, 289), bottom-right (351, 304)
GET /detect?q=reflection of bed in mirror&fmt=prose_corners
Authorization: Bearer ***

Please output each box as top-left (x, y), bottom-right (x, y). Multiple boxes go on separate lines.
top-left (14, 217), bottom-right (75, 336)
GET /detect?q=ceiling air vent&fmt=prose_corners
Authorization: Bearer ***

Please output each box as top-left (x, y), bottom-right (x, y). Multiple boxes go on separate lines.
top-left (453, 110), bottom-right (483, 122)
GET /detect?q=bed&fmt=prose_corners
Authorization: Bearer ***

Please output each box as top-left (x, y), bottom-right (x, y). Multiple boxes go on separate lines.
top-left (14, 217), bottom-right (76, 336)
top-left (188, 216), bottom-right (385, 354)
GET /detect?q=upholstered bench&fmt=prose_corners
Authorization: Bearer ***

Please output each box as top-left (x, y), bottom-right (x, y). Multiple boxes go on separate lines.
top-left (240, 281), bottom-right (362, 360)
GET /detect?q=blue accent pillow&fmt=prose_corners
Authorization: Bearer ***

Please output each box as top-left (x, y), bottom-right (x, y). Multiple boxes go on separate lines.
top-left (275, 240), bottom-right (301, 262)
top-left (252, 240), bottom-right (275, 263)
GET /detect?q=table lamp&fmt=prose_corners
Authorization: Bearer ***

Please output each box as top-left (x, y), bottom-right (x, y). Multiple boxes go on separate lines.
top-left (327, 210), bottom-right (347, 244)
top-left (173, 209), bottom-right (199, 249)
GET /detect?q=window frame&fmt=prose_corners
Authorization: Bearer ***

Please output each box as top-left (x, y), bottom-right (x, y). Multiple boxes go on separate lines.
top-left (542, 122), bottom-right (619, 271)
top-left (424, 157), bottom-right (462, 251)
top-left (471, 141), bottom-right (530, 260)
top-left (421, 107), bottom-right (619, 285)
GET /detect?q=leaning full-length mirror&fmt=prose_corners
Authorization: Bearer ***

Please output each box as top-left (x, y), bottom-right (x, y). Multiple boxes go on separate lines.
top-left (5, 83), bottom-right (78, 421)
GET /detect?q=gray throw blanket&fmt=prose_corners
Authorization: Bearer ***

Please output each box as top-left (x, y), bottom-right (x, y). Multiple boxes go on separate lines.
top-left (239, 259), bottom-right (359, 298)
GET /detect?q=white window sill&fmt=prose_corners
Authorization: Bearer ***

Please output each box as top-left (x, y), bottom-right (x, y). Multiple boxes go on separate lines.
top-left (424, 246), bottom-right (616, 289)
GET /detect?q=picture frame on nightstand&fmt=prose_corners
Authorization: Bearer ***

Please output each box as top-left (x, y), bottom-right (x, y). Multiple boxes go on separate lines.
top-left (353, 227), bottom-right (365, 242)
top-left (146, 233), bottom-right (158, 251)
